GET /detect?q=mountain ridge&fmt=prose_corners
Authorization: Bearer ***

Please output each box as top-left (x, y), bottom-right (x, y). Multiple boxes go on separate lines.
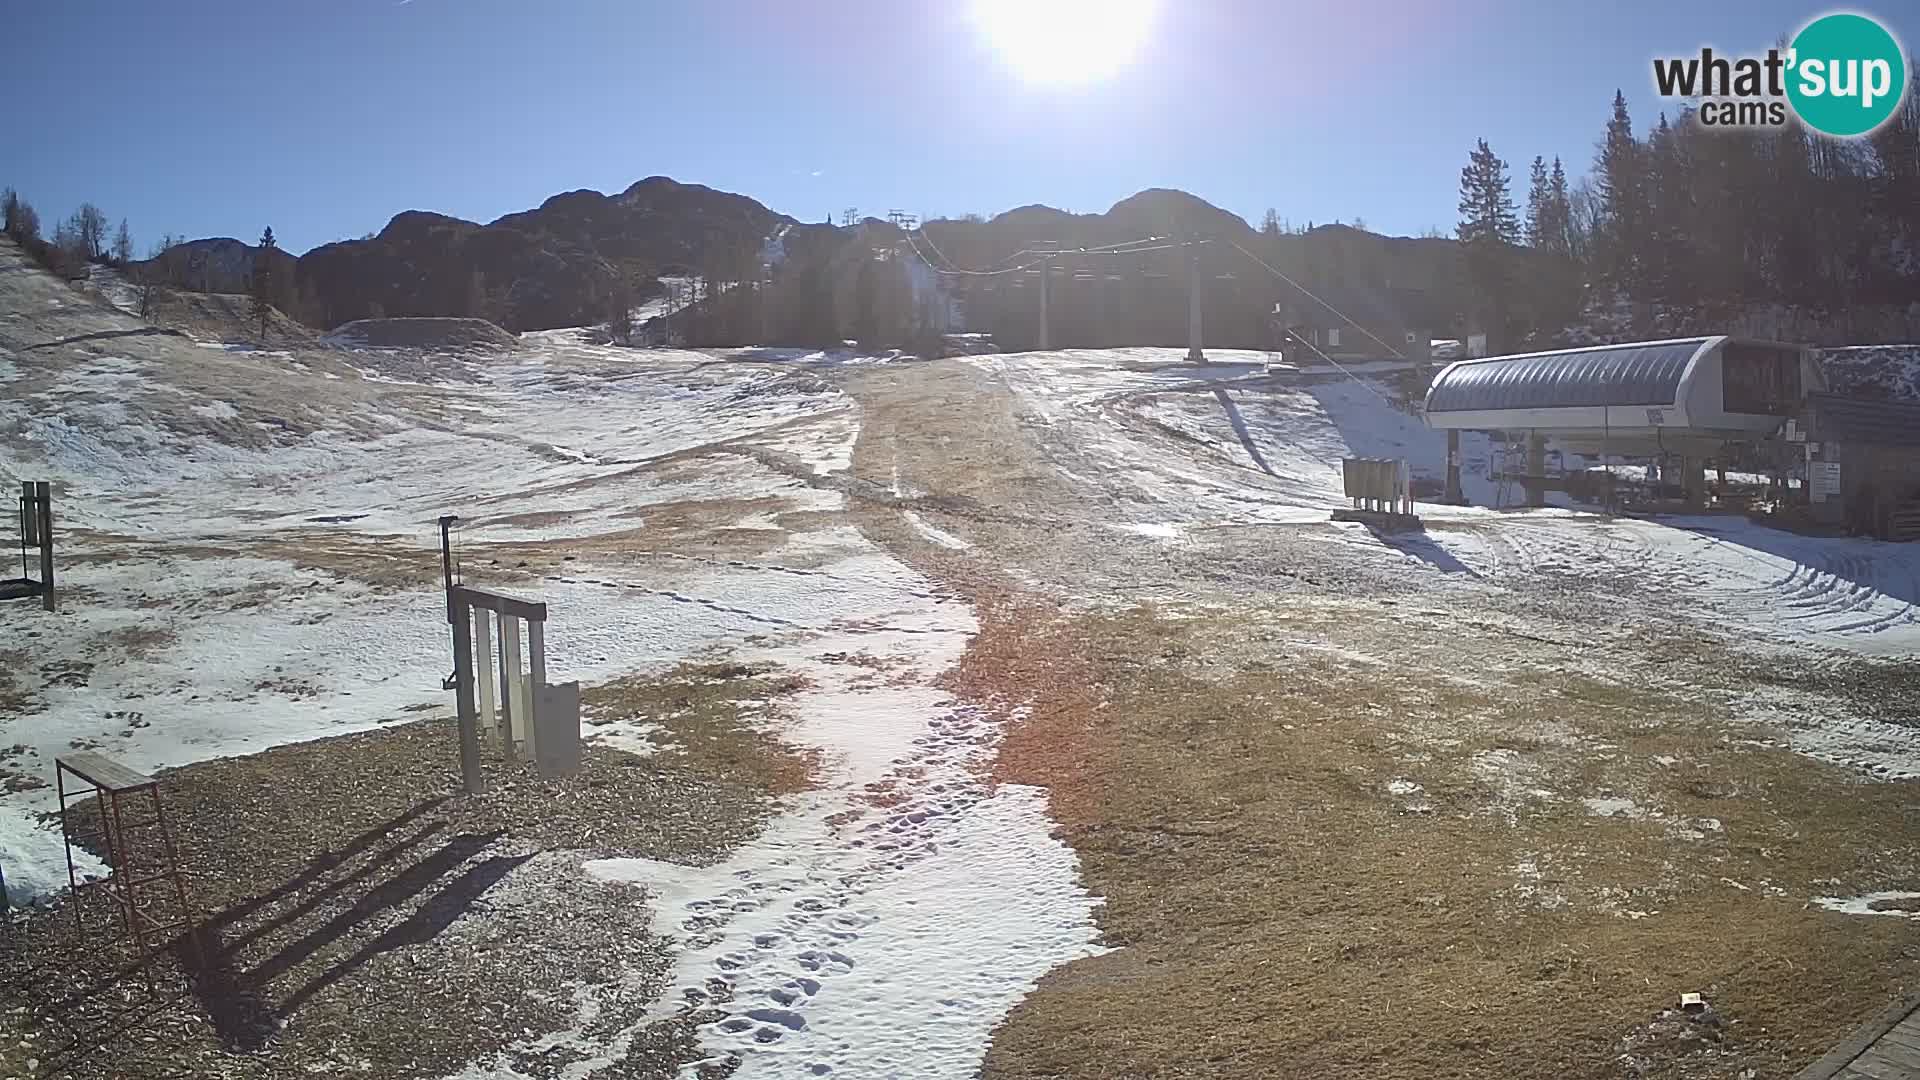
top-left (141, 177), bottom-right (1475, 336)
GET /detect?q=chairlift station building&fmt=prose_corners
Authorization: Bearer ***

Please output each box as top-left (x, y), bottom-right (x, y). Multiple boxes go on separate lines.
top-left (1421, 336), bottom-right (1920, 537)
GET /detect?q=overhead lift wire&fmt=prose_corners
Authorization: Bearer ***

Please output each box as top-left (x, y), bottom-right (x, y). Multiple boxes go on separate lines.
top-left (1225, 237), bottom-right (1407, 362)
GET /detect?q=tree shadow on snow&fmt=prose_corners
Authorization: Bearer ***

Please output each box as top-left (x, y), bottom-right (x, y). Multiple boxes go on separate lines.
top-left (1211, 388), bottom-right (1277, 476)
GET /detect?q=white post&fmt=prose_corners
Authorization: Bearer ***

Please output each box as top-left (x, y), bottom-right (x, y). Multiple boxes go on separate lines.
top-left (526, 619), bottom-right (546, 763)
top-left (500, 614), bottom-right (524, 753)
top-left (473, 606), bottom-right (497, 750)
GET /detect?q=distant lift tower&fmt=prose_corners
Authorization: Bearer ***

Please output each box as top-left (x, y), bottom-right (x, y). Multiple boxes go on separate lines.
top-left (1186, 240), bottom-right (1206, 364)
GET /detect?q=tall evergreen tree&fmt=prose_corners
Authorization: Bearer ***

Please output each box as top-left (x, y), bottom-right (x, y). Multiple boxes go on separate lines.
top-left (1457, 139), bottom-right (1520, 245)
top-left (1594, 90), bottom-right (1648, 295)
top-left (1457, 139), bottom-right (1521, 347)
top-left (1524, 156), bottom-right (1551, 247)
top-left (1541, 158), bottom-right (1574, 257)
top-left (250, 226), bottom-right (278, 340)
top-left (1644, 112), bottom-right (1694, 304)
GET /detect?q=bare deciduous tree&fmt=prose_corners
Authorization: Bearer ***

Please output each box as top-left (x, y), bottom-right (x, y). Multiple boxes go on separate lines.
top-left (139, 233), bottom-right (183, 317)
top-left (69, 202), bottom-right (108, 260)
top-left (606, 278), bottom-right (635, 344)
top-left (48, 218), bottom-right (87, 278)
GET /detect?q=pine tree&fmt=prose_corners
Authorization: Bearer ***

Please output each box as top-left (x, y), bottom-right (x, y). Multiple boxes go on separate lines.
top-left (1543, 158), bottom-right (1573, 257)
top-left (1457, 139), bottom-right (1522, 347)
top-left (1456, 139), bottom-right (1520, 245)
top-left (1525, 156), bottom-right (1550, 247)
top-left (112, 219), bottom-right (133, 264)
top-left (1644, 113), bottom-right (1693, 304)
top-left (250, 226), bottom-right (277, 341)
top-left (1594, 89), bottom-right (1648, 295)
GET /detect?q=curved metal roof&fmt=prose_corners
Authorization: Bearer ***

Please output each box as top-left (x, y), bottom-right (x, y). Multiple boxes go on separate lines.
top-left (1426, 338), bottom-right (1712, 412)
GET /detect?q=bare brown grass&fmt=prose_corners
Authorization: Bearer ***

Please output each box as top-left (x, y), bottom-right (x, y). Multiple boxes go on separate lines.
top-left (971, 603), bottom-right (1920, 1080)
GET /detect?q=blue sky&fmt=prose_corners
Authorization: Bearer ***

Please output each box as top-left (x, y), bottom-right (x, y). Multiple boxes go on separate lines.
top-left (6, 1), bottom-right (1913, 255)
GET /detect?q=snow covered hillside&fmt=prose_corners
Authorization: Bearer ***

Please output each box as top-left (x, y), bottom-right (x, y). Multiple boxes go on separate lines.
top-left (966, 347), bottom-right (1920, 663)
top-left (1, 238), bottom-right (1101, 1078)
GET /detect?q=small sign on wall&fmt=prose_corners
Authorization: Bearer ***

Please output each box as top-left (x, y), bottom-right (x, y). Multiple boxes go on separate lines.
top-left (1809, 461), bottom-right (1842, 503)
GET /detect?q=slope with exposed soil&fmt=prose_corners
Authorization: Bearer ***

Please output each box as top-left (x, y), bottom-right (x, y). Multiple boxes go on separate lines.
top-left (836, 347), bottom-right (1920, 1080)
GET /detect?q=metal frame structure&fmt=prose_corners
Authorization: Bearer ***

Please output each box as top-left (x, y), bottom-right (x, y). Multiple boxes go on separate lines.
top-left (3, 481), bottom-right (55, 612)
top-left (56, 752), bottom-right (198, 981)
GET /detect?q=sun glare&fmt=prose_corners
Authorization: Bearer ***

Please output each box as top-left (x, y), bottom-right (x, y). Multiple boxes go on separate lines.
top-left (972, 0), bottom-right (1157, 85)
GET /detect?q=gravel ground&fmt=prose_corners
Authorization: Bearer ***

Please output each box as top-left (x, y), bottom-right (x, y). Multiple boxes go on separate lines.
top-left (0, 660), bottom-right (813, 1080)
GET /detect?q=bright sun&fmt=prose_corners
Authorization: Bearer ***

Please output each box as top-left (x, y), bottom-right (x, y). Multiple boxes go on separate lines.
top-left (972, 0), bottom-right (1157, 85)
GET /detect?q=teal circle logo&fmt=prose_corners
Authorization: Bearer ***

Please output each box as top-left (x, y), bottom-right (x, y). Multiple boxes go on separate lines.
top-left (1787, 13), bottom-right (1908, 137)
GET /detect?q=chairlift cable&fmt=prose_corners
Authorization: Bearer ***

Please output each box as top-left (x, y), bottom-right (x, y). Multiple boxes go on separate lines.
top-left (1226, 237), bottom-right (1407, 361)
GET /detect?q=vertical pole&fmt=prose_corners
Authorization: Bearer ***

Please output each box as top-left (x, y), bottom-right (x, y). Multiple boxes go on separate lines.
top-left (149, 786), bottom-right (200, 969)
top-left (527, 619), bottom-right (546, 764)
top-left (1446, 430), bottom-right (1463, 505)
top-left (513, 626), bottom-right (533, 760)
top-left (1037, 253), bottom-right (1050, 351)
top-left (1186, 241), bottom-right (1205, 364)
top-left (58, 765), bottom-right (83, 936)
top-left (474, 606), bottom-right (498, 750)
top-left (437, 516), bottom-right (458, 616)
top-left (451, 601), bottom-right (483, 794)
top-left (438, 515), bottom-right (458, 689)
top-left (35, 482), bottom-right (53, 612)
top-left (107, 792), bottom-right (133, 937)
top-left (501, 615), bottom-right (525, 757)
top-left (1526, 431), bottom-right (1547, 508)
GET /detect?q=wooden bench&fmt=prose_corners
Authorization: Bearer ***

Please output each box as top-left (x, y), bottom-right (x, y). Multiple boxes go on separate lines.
top-left (56, 751), bottom-right (156, 794)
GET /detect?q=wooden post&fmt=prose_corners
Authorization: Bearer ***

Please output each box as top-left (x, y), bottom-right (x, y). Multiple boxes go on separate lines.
top-left (35, 482), bottom-right (53, 613)
top-left (474, 607), bottom-right (497, 750)
top-left (526, 619), bottom-right (546, 763)
top-left (450, 602), bottom-right (484, 794)
top-left (499, 615), bottom-right (522, 753)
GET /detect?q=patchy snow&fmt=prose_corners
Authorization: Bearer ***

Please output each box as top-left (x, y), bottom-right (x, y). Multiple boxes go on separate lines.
top-left (967, 348), bottom-right (1496, 530)
top-left (901, 510), bottom-right (970, 550)
top-left (2, 297), bottom-right (1103, 1078)
top-left (460, 557), bottom-right (1101, 1079)
top-left (1582, 796), bottom-right (1645, 819)
top-left (1817, 345), bottom-right (1920, 402)
top-left (85, 263), bottom-right (145, 317)
top-left (1813, 891), bottom-right (1920, 919)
